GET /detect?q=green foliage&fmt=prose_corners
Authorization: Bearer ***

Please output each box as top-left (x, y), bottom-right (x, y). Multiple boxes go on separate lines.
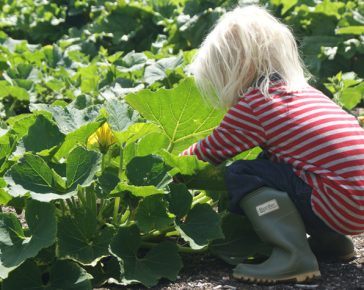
top-left (267, 0), bottom-right (364, 88)
top-left (0, 0), bottom-right (362, 288)
top-left (2, 259), bottom-right (93, 290)
top-left (210, 213), bottom-right (272, 265)
top-left (110, 225), bottom-right (183, 287)
top-left (126, 78), bottom-right (224, 153)
top-left (324, 71), bottom-right (364, 110)
top-left (0, 79), bottom-right (264, 287)
top-left (0, 200), bottom-right (56, 279)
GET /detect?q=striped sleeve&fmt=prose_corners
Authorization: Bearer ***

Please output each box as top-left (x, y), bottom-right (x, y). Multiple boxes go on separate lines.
top-left (180, 101), bottom-right (265, 164)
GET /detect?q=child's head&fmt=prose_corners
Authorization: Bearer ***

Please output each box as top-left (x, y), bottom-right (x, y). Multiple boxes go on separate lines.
top-left (192, 5), bottom-right (309, 109)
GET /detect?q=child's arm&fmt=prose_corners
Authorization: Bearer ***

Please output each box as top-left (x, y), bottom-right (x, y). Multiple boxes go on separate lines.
top-left (181, 102), bottom-right (265, 164)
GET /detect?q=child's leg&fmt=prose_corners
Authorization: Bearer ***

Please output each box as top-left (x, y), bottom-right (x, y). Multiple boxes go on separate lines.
top-left (233, 186), bottom-right (320, 283)
top-left (225, 159), bottom-right (355, 264)
top-left (225, 159), bottom-right (319, 282)
top-left (226, 158), bottom-right (330, 232)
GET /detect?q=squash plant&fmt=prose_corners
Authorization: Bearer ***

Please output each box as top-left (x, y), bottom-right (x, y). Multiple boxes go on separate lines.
top-left (0, 78), bottom-right (267, 288)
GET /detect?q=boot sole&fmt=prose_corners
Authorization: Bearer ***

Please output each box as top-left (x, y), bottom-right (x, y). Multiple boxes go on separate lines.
top-left (233, 270), bottom-right (321, 284)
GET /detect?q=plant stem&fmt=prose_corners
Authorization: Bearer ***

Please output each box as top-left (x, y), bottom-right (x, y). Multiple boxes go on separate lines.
top-left (97, 198), bottom-right (106, 221)
top-left (192, 192), bottom-right (206, 201)
top-left (141, 226), bottom-right (178, 240)
top-left (140, 241), bottom-right (208, 253)
top-left (101, 153), bottom-right (107, 172)
top-left (165, 230), bottom-right (179, 237)
top-left (119, 208), bottom-right (130, 224)
top-left (77, 188), bottom-right (87, 206)
top-left (59, 200), bottom-right (68, 215)
top-left (192, 196), bottom-right (211, 206)
top-left (113, 197), bottom-right (120, 224)
top-left (166, 142), bottom-right (174, 153)
top-left (119, 146), bottom-right (124, 178)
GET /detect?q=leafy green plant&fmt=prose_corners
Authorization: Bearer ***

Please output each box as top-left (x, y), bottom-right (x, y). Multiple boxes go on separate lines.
top-left (267, 0), bottom-right (364, 89)
top-left (324, 71), bottom-right (364, 110)
top-left (0, 79), bottom-right (265, 288)
top-left (0, 0), bottom-right (363, 288)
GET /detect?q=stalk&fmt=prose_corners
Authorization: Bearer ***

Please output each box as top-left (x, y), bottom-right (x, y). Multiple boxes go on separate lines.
top-left (86, 187), bottom-right (97, 217)
top-left (113, 197), bottom-right (121, 224)
top-left (141, 226), bottom-right (178, 241)
top-left (120, 208), bottom-right (130, 224)
top-left (112, 146), bottom-right (124, 225)
top-left (97, 198), bottom-right (106, 221)
top-left (59, 200), bottom-right (68, 215)
top-left (192, 192), bottom-right (206, 201)
top-left (165, 230), bottom-right (179, 237)
top-left (101, 152), bottom-right (107, 172)
top-left (77, 188), bottom-right (87, 207)
top-left (192, 195), bottom-right (211, 207)
top-left (66, 199), bottom-right (75, 212)
top-left (141, 241), bottom-right (208, 253)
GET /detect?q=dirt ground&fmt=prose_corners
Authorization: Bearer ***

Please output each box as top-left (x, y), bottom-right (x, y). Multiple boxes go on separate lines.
top-left (101, 234), bottom-right (364, 290)
top-left (3, 207), bottom-right (363, 290)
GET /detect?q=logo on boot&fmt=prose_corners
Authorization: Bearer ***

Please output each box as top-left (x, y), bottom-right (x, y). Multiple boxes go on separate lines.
top-left (256, 199), bottom-right (279, 216)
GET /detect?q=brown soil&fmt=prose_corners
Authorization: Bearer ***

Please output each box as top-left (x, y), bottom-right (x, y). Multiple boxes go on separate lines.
top-left (100, 234), bottom-right (364, 290)
top-left (4, 207), bottom-right (363, 289)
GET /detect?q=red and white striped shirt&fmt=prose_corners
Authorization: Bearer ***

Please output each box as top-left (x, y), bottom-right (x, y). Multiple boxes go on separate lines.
top-left (181, 81), bottom-right (364, 235)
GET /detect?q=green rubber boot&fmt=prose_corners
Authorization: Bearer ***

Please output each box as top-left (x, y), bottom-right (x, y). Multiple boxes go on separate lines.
top-left (308, 231), bottom-right (356, 262)
top-left (233, 187), bottom-right (321, 283)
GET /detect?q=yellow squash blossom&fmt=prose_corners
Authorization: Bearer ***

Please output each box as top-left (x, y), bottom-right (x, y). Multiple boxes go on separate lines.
top-left (87, 122), bottom-right (117, 153)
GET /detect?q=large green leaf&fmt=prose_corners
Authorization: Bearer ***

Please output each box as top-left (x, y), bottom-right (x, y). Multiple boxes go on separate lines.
top-left (4, 146), bottom-right (101, 201)
top-left (88, 3), bottom-right (160, 53)
top-left (110, 182), bottom-right (165, 198)
top-left (4, 154), bottom-right (63, 200)
top-left (114, 122), bottom-right (161, 145)
top-left (209, 213), bottom-right (271, 265)
top-left (167, 183), bottom-right (192, 218)
top-left (57, 208), bottom-right (115, 266)
top-left (55, 120), bottom-right (103, 159)
top-left (336, 26), bottom-right (364, 35)
top-left (31, 103), bottom-right (100, 134)
top-left (2, 259), bottom-right (92, 290)
top-left (161, 150), bottom-right (209, 176)
top-left (117, 51), bottom-right (148, 72)
top-left (135, 195), bottom-right (173, 233)
top-left (6, 114), bottom-right (38, 138)
top-left (176, 203), bottom-right (224, 249)
top-left (126, 155), bottom-right (172, 188)
top-left (22, 115), bottom-right (64, 152)
top-left (110, 225), bottom-right (182, 287)
top-left (162, 147), bottom-right (227, 192)
top-left (83, 257), bottom-right (121, 288)
top-left (0, 134), bottom-right (17, 175)
top-left (66, 146), bottom-right (101, 190)
top-left (0, 81), bottom-right (29, 101)
top-left (125, 77), bottom-right (224, 153)
top-left (143, 55), bottom-right (183, 85)
top-left (0, 200), bottom-right (56, 279)
top-left (132, 133), bottom-right (170, 157)
top-left (339, 82), bottom-right (364, 110)
top-left (104, 99), bottom-right (138, 132)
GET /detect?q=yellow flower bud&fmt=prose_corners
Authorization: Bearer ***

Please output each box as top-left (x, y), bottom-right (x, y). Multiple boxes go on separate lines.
top-left (87, 122), bottom-right (117, 153)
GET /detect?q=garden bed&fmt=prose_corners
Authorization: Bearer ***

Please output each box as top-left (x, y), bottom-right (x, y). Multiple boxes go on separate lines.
top-left (100, 234), bottom-right (364, 290)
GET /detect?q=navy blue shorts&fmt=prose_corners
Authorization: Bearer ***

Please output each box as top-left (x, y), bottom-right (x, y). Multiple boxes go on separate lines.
top-left (225, 156), bottom-right (335, 234)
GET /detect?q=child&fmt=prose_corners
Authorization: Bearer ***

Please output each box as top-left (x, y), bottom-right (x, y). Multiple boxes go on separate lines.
top-left (180, 5), bottom-right (364, 283)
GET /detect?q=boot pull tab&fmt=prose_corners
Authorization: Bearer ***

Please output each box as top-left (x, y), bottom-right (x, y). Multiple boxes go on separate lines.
top-left (256, 199), bottom-right (280, 216)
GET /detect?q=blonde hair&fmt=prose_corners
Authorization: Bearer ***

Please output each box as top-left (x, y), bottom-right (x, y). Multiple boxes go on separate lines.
top-left (191, 5), bottom-right (310, 109)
